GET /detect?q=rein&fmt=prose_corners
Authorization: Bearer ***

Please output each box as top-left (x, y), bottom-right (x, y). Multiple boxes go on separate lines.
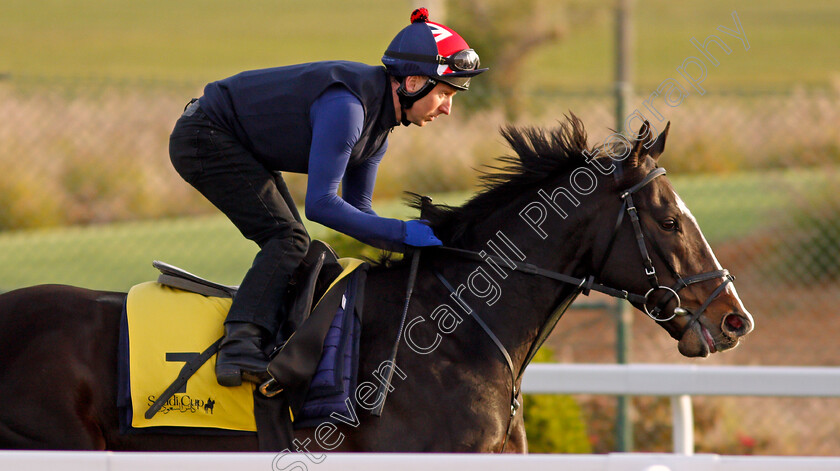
top-left (433, 246), bottom-right (647, 304)
top-left (431, 265), bottom-right (579, 453)
top-left (414, 166), bottom-right (736, 452)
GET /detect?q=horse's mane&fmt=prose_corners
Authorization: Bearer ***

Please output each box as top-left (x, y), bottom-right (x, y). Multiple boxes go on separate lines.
top-left (406, 113), bottom-right (591, 247)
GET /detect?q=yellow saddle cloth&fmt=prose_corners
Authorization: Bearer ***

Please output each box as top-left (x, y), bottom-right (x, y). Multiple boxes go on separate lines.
top-left (126, 282), bottom-right (257, 431)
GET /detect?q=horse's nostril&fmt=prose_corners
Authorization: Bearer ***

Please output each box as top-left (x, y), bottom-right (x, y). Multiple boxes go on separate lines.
top-left (726, 315), bottom-right (743, 330)
top-left (722, 312), bottom-right (750, 336)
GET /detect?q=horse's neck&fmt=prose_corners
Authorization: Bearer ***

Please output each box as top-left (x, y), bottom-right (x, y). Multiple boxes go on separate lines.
top-left (470, 185), bottom-right (599, 270)
top-left (448, 196), bottom-right (600, 375)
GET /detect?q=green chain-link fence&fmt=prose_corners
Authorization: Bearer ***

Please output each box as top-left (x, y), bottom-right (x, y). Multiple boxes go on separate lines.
top-left (1, 75), bottom-right (838, 455)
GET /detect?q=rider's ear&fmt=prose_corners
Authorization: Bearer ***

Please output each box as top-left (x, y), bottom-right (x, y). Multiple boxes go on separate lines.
top-left (404, 76), bottom-right (427, 93)
top-left (646, 122), bottom-right (670, 162)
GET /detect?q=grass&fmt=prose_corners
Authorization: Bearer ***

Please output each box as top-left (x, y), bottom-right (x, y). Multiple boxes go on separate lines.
top-left (0, 0), bottom-right (837, 91)
top-left (0, 192), bottom-right (464, 292)
top-left (528, 0), bottom-right (840, 92)
top-left (0, 169), bottom-right (826, 292)
top-left (0, 0), bottom-right (407, 83)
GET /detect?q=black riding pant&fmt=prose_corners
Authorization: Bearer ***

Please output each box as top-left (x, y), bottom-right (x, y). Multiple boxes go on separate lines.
top-left (168, 100), bottom-right (310, 334)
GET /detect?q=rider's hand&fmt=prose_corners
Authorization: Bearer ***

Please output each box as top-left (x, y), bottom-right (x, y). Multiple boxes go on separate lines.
top-left (403, 220), bottom-right (443, 247)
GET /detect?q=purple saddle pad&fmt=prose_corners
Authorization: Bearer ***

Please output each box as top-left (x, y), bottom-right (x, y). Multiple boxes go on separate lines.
top-left (294, 272), bottom-right (362, 428)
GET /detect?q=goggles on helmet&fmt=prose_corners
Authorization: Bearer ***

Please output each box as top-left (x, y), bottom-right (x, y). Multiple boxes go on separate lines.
top-left (437, 50), bottom-right (480, 90)
top-left (440, 49), bottom-right (480, 72)
top-left (384, 48), bottom-right (481, 73)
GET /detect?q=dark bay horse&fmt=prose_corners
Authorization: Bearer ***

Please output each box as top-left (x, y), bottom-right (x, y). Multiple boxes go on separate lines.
top-left (0, 116), bottom-right (753, 452)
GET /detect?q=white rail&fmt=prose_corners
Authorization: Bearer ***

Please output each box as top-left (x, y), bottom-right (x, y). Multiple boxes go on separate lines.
top-left (521, 363), bottom-right (840, 454)
top-left (2, 364), bottom-right (838, 469)
top-left (1, 451), bottom-right (839, 471)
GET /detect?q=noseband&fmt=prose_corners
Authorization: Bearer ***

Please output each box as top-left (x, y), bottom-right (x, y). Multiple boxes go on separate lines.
top-left (595, 167), bottom-right (734, 336)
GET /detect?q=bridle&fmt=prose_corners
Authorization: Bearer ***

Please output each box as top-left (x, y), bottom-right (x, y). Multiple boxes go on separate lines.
top-left (422, 165), bottom-right (735, 451)
top-left (594, 166), bottom-right (733, 335)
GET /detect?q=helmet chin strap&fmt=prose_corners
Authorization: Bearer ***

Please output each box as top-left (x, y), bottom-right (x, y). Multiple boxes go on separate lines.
top-left (396, 77), bottom-right (438, 126)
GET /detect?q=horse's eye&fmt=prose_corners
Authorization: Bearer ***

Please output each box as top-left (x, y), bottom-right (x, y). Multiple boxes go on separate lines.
top-left (660, 217), bottom-right (678, 231)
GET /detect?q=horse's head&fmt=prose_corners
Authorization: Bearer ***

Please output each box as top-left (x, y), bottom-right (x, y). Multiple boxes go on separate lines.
top-left (415, 115), bottom-right (753, 358)
top-left (591, 121), bottom-right (754, 357)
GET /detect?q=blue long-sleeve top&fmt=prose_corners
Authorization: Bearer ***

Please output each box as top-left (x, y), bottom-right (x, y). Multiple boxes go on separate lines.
top-left (305, 86), bottom-right (405, 250)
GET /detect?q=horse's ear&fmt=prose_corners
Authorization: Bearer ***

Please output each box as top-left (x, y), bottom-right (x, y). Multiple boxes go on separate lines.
top-left (626, 120), bottom-right (652, 168)
top-left (627, 120), bottom-right (670, 166)
top-left (647, 121), bottom-right (670, 162)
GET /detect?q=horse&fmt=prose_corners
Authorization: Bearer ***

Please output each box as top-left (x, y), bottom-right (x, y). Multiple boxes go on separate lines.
top-left (0, 115), bottom-right (753, 452)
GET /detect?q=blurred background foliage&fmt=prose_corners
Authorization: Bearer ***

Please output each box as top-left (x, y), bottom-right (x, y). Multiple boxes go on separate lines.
top-left (1, 0), bottom-right (839, 456)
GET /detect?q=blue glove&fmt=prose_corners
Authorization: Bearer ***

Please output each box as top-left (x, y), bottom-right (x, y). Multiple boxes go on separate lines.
top-left (403, 220), bottom-right (443, 247)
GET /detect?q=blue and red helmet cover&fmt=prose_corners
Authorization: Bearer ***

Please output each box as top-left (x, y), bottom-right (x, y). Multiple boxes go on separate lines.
top-left (382, 9), bottom-right (486, 84)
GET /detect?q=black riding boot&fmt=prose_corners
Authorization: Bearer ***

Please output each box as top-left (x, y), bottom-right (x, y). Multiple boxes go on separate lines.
top-left (215, 322), bottom-right (270, 387)
top-left (215, 236), bottom-right (308, 387)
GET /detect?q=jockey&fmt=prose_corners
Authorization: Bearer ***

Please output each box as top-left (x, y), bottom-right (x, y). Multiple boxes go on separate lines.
top-left (169, 8), bottom-right (487, 387)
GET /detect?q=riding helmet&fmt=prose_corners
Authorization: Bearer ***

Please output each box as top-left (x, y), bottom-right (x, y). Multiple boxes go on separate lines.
top-left (382, 8), bottom-right (487, 123)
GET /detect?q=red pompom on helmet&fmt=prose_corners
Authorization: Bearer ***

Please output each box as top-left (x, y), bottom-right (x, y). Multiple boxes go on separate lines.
top-left (410, 7), bottom-right (429, 23)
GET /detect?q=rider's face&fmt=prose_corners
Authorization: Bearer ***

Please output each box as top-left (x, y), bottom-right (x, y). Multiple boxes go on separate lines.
top-left (403, 77), bottom-right (457, 127)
